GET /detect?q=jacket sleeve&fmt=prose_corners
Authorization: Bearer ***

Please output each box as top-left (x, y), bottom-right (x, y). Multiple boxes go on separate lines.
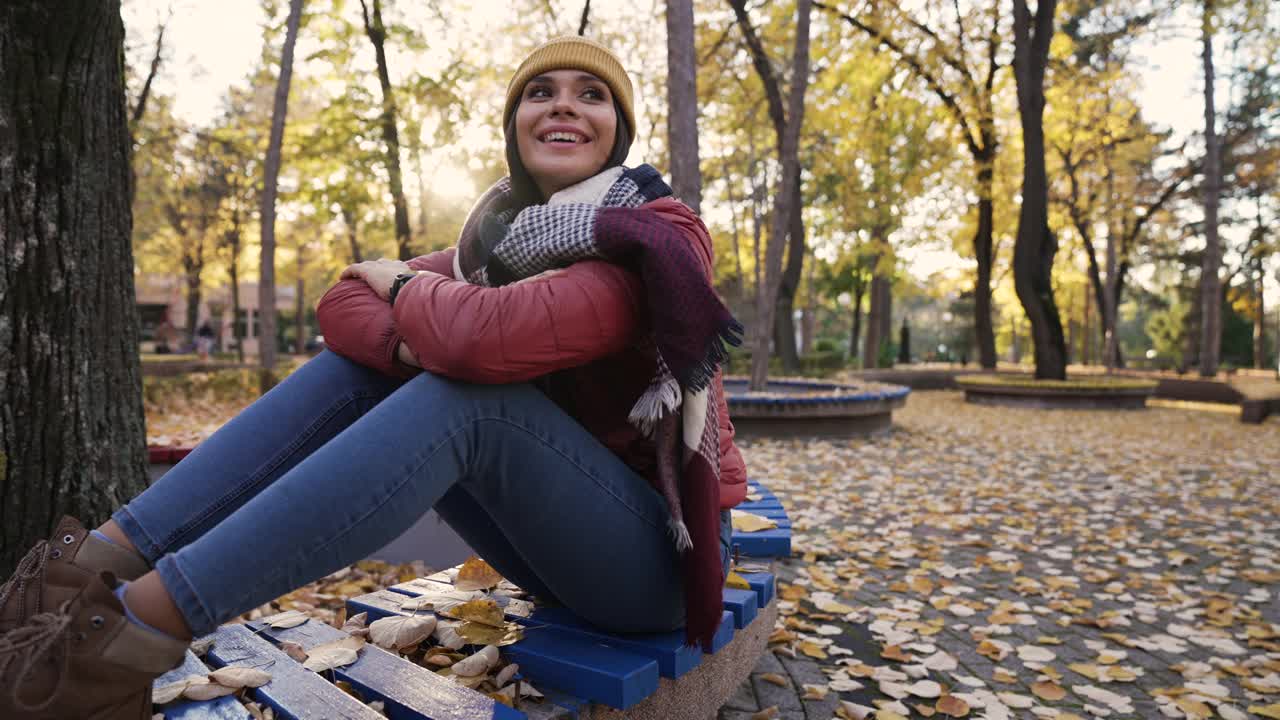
top-left (392, 260), bottom-right (645, 383)
top-left (314, 249), bottom-right (456, 378)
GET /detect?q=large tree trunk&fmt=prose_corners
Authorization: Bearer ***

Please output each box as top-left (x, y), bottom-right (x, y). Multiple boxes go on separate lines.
top-left (773, 178), bottom-right (806, 371)
top-left (973, 148), bottom-right (998, 369)
top-left (182, 238), bottom-right (204, 347)
top-left (723, 159), bottom-right (746, 306)
top-left (747, 0), bottom-right (811, 391)
top-left (294, 244), bottom-right (306, 355)
top-left (341, 207), bottom-right (364, 263)
top-left (849, 278), bottom-right (865, 363)
top-left (665, 0), bottom-right (702, 215)
top-left (228, 229), bottom-right (244, 364)
top-left (360, 0), bottom-right (413, 261)
top-left (0, 0), bottom-right (147, 573)
top-left (1011, 0), bottom-right (1066, 380)
top-left (1255, 257), bottom-right (1267, 369)
top-left (260, 0), bottom-right (303, 383)
top-left (1198, 0), bottom-right (1223, 376)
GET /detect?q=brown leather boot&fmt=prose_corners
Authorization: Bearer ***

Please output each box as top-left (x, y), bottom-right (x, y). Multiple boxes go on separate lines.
top-left (0, 517), bottom-right (151, 633)
top-left (0, 572), bottom-right (187, 720)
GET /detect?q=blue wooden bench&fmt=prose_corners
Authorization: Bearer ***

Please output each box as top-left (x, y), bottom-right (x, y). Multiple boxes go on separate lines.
top-left (154, 479), bottom-right (791, 719)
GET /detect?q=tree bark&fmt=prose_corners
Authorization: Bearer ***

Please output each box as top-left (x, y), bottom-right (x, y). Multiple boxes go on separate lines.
top-left (665, 0), bottom-right (702, 215)
top-left (723, 158), bottom-right (746, 306)
top-left (227, 225), bottom-right (244, 364)
top-left (973, 148), bottom-right (998, 369)
top-left (746, 0), bottom-right (811, 391)
top-left (260, 0), bottom-right (304, 381)
top-left (183, 244), bottom-right (203, 348)
top-left (849, 276), bottom-right (865, 362)
top-left (1011, 0), bottom-right (1066, 379)
top-left (773, 178), bottom-right (805, 370)
top-left (295, 250), bottom-right (305, 355)
top-left (341, 207), bottom-right (364, 263)
top-left (360, 0), bottom-right (413, 261)
top-left (1254, 204), bottom-right (1267, 369)
top-left (0, 0), bottom-right (148, 573)
top-left (1198, 0), bottom-right (1222, 376)
top-left (578, 0), bottom-right (591, 35)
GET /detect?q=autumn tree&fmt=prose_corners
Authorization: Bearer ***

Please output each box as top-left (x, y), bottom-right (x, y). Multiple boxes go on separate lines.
top-left (807, 35), bottom-right (951, 368)
top-left (1011, 0), bottom-right (1067, 379)
top-left (816, 0), bottom-right (1004, 369)
top-left (666, 0), bottom-right (702, 213)
top-left (358, 0), bottom-right (414, 260)
top-left (729, 0), bottom-right (816, 374)
top-left (730, 0), bottom-right (813, 390)
top-left (260, 0), bottom-right (305, 380)
top-left (0, 0), bottom-right (147, 572)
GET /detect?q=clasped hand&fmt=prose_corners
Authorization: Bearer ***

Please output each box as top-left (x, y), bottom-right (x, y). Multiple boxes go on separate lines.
top-left (339, 258), bottom-right (410, 301)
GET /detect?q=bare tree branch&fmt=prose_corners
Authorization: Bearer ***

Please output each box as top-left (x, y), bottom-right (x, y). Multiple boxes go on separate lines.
top-left (578, 0), bottom-right (590, 35)
top-left (813, 0), bottom-right (984, 157)
top-left (131, 5), bottom-right (172, 127)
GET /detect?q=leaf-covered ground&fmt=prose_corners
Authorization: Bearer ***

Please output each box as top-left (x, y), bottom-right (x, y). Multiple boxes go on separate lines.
top-left (736, 391), bottom-right (1280, 719)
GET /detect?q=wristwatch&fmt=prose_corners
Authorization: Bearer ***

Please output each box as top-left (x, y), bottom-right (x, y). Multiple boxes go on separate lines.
top-left (389, 272), bottom-right (419, 306)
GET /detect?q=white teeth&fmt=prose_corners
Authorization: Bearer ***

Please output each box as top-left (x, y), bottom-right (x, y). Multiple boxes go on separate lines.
top-left (541, 131), bottom-right (584, 143)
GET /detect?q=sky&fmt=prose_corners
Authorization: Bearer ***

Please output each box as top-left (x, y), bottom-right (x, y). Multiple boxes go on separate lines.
top-left (122, 0), bottom-right (1273, 304)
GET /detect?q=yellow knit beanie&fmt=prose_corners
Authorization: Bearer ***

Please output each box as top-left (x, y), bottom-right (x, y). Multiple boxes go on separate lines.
top-left (503, 36), bottom-right (635, 134)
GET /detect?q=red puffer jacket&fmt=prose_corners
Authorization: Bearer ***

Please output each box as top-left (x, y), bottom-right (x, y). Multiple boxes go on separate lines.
top-left (316, 198), bottom-right (747, 510)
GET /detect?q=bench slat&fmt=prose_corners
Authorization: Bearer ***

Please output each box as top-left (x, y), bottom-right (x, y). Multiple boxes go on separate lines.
top-left (721, 588), bottom-right (758, 629)
top-left (738, 572), bottom-right (776, 607)
top-left (155, 649), bottom-right (253, 720)
top-left (382, 581), bottom-right (733, 679)
top-left (732, 528), bottom-right (791, 557)
top-left (206, 624), bottom-right (384, 720)
top-left (247, 618), bottom-right (526, 720)
top-left (347, 591), bottom-right (657, 710)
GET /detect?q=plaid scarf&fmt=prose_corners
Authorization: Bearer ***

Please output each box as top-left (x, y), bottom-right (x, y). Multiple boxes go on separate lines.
top-left (454, 165), bottom-right (742, 648)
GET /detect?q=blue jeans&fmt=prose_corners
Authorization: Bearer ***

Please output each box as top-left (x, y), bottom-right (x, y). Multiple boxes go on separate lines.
top-left (114, 351), bottom-right (731, 637)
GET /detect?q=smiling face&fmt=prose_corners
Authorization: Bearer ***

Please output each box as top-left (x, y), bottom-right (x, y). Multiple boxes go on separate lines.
top-left (514, 69), bottom-right (618, 199)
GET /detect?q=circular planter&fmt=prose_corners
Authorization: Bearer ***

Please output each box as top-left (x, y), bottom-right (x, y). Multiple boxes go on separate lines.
top-left (955, 374), bottom-right (1158, 410)
top-left (724, 377), bottom-right (910, 438)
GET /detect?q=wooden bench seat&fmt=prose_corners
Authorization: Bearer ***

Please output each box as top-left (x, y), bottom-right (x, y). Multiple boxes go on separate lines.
top-left (154, 479), bottom-right (792, 719)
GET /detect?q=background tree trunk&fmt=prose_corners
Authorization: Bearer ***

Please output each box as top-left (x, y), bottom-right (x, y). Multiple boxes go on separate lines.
top-left (260, 0), bottom-right (304, 384)
top-left (747, 0), bottom-right (811, 391)
top-left (0, 0), bottom-right (148, 573)
top-left (849, 281), bottom-right (865, 363)
top-left (973, 151), bottom-right (998, 369)
top-left (341, 207), bottom-right (364, 263)
top-left (1197, 0), bottom-right (1222, 377)
top-left (1255, 257), bottom-right (1266, 369)
top-left (665, 0), bottom-right (702, 215)
top-left (731, 0), bottom-right (811, 379)
top-left (360, 0), bottom-right (413, 261)
top-left (228, 229), bottom-right (244, 364)
top-left (773, 180), bottom-right (805, 370)
top-left (1011, 0), bottom-right (1067, 379)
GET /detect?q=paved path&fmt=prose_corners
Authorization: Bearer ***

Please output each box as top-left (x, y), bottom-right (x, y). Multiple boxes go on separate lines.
top-left (720, 392), bottom-right (1280, 719)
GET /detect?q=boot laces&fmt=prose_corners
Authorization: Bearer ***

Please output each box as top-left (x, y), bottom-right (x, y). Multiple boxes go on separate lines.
top-left (0, 540), bottom-right (52, 619)
top-left (0, 607), bottom-right (73, 712)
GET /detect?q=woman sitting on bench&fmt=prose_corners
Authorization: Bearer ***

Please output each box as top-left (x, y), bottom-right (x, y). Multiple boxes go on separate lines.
top-left (0, 35), bottom-right (747, 719)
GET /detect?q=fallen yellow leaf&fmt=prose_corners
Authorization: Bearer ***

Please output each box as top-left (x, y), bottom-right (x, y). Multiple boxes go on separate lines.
top-left (455, 557), bottom-right (504, 591)
top-left (1030, 681), bottom-right (1066, 701)
top-left (731, 510), bottom-right (778, 533)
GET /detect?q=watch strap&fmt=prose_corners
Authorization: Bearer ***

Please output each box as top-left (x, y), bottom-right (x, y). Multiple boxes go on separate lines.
top-left (389, 272), bottom-right (419, 306)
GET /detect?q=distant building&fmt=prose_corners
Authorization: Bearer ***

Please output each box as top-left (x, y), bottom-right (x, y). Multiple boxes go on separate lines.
top-left (135, 273), bottom-right (298, 356)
